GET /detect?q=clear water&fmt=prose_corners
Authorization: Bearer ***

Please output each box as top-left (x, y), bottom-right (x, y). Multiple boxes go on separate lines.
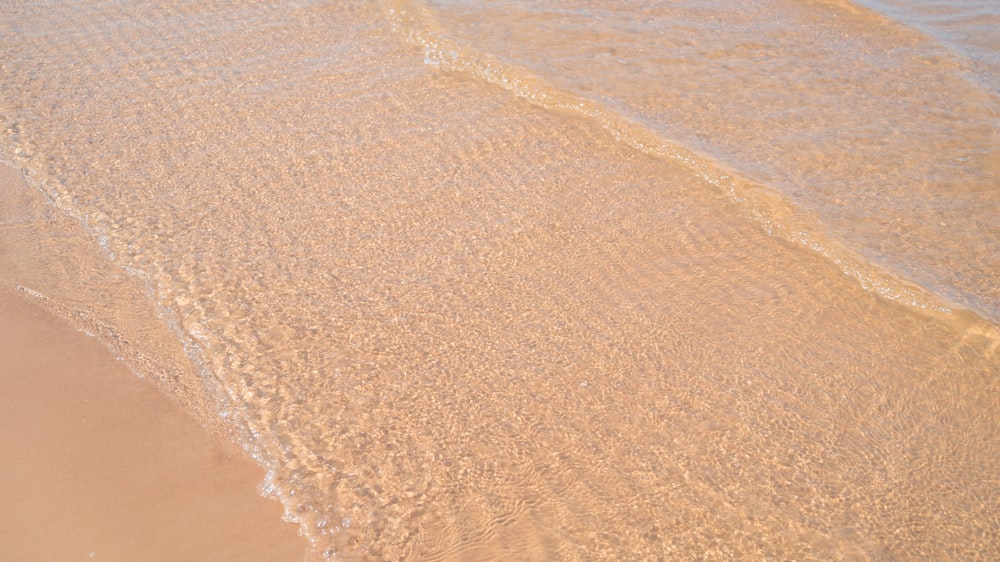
top-left (1, 0), bottom-right (998, 559)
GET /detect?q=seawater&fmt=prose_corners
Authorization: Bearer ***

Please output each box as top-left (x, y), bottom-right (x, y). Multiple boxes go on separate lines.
top-left (1, 0), bottom-right (998, 559)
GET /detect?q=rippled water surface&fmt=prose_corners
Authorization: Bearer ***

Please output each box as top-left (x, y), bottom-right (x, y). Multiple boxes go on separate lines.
top-left (1, 0), bottom-right (998, 559)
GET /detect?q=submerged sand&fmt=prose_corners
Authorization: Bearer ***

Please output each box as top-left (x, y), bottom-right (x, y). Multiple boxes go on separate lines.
top-left (1, 1), bottom-right (999, 558)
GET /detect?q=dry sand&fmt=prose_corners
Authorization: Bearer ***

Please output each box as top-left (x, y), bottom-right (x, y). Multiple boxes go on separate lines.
top-left (0, 284), bottom-right (306, 561)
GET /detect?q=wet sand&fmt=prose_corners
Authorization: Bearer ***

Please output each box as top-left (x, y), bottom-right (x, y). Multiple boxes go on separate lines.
top-left (0, 285), bottom-right (305, 561)
top-left (1, 1), bottom-right (998, 557)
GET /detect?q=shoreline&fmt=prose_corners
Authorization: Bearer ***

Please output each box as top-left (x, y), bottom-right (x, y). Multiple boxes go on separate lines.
top-left (0, 161), bottom-right (307, 560)
top-left (0, 285), bottom-right (307, 561)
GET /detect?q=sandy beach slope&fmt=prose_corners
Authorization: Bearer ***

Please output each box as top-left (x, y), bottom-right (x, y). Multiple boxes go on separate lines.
top-left (0, 288), bottom-right (305, 561)
top-left (0, 217), bottom-right (306, 560)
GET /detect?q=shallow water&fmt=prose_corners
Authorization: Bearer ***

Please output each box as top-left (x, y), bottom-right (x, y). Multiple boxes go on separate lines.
top-left (394, 0), bottom-right (1000, 321)
top-left (1, 0), bottom-right (999, 559)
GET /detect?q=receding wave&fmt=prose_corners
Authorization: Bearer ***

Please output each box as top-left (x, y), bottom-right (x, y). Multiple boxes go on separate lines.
top-left (383, 0), bottom-right (997, 332)
top-left (2, 1), bottom-right (999, 559)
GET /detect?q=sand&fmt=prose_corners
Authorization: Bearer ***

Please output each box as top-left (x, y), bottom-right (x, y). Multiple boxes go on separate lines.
top-left (0, 284), bottom-right (306, 561)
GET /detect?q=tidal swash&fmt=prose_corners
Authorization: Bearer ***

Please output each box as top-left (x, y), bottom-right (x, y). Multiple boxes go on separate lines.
top-left (1, 0), bottom-right (998, 559)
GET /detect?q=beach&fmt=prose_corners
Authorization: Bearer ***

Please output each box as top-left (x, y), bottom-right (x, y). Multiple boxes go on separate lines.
top-left (0, 161), bottom-right (306, 559)
top-left (0, 283), bottom-right (305, 561)
top-left (2, 0), bottom-right (999, 559)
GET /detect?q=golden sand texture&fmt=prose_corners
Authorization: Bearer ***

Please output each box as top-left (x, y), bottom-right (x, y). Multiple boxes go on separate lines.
top-left (0, 285), bottom-right (305, 561)
top-left (1, 1), bottom-right (999, 558)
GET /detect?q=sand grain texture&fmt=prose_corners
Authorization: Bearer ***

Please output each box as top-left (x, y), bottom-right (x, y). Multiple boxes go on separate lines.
top-left (0, 286), bottom-right (305, 562)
